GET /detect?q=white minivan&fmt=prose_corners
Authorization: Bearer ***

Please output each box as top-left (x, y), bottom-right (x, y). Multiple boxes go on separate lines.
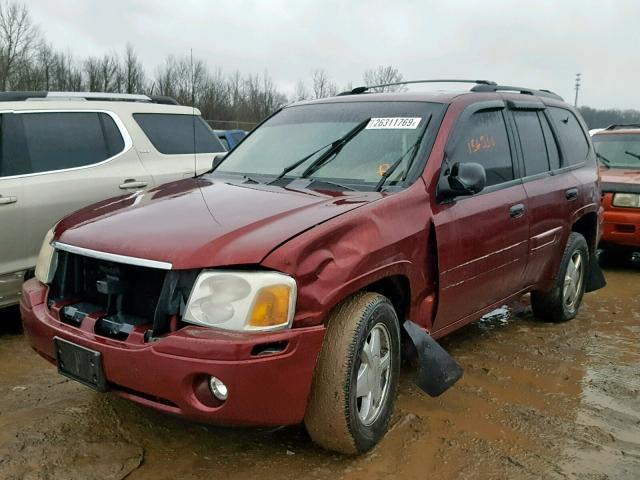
top-left (0, 91), bottom-right (225, 308)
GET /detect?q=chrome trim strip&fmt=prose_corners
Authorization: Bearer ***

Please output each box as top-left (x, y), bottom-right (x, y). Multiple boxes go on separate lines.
top-left (52, 242), bottom-right (172, 270)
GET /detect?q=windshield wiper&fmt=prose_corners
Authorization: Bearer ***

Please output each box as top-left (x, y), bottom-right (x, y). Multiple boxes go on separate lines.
top-left (300, 118), bottom-right (371, 178)
top-left (374, 114), bottom-right (432, 192)
top-left (596, 152), bottom-right (611, 169)
top-left (625, 150), bottom-right (640, 161)
top-left (306, 178), bottom-right (356, 191)
top-left (269, 118), bottom-right (370, 184)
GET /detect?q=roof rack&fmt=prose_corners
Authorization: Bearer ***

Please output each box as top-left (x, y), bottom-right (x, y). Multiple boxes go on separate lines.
top-left (339, 79), bottom-right (497, 96)
top-left (604, 123), bottom-right (640, 131)
top-left (470, 83), bottom-right (563, 101)
top-left (339, 79), bottom-right (564, 101)
top-left (0, 91), bottom-right (179, 105)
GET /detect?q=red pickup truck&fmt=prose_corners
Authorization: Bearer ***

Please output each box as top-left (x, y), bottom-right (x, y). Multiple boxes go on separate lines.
top-left (21, 80), bottom-right (604, 454)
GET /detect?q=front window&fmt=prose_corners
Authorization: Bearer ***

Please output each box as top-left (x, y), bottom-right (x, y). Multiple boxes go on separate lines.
top-left (214, 101), bottom-right (444, 191)
top-left (593, 133), bottom-right (640, 169)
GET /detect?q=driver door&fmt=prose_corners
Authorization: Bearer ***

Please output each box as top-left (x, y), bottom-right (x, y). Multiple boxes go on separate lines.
top-left (431, 103), bottom-right (529, 333)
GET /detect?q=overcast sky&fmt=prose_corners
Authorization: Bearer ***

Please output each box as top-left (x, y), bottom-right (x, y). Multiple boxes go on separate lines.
top-left (26, 0), bottom-right (640, 109)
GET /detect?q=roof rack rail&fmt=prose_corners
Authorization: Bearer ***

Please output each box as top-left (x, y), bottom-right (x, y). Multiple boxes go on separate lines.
top-left (604, 123), bottom-right (640, 131)
top-left (470, 83), bottom-right (563, 101)
top-left (0, 91), bottom-right (180, 105)
top-left (338, 79), bottom-right (497, 96)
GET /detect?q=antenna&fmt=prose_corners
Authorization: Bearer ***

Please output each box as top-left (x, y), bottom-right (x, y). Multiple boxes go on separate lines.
top-left (191, 48), bottom-right (197, 177)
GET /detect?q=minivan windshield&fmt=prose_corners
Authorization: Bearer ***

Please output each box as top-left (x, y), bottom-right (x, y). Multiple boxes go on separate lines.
top-left (593, 133), bottom-right (640, 169)
top-left (214, 101), bottom-right (444, 191)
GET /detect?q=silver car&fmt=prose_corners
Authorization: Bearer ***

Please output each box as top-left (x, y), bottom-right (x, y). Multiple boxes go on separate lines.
top-left (0, 91), bottom-right (225, 307)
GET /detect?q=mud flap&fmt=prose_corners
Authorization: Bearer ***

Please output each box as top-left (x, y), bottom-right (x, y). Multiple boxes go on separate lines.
top-left (403, 320), bottom-right (463, 397)
top-left (585, 255), bottom-right (606, 293)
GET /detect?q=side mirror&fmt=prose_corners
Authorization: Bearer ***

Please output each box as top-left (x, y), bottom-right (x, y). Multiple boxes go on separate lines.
top-left (438, 162), bottom-right (486, 200)
top-left (211, 152), bottom-right (227, 171)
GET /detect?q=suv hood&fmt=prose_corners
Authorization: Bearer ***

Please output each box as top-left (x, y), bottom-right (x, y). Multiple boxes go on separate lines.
top-left (55, 177), bottom-right (378, 269)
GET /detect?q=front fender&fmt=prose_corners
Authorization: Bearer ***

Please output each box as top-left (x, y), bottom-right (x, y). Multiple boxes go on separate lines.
top-left (262, 186), bottom-right (433, 327)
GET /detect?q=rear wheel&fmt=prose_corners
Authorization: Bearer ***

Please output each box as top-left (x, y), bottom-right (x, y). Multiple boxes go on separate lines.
top-left (532, 232), bottom-right (588, 323)
top-left (304, 292), bottom-right (400, 454)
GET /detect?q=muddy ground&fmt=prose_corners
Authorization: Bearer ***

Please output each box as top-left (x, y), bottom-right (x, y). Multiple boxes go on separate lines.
top-left (1, 257), bottom-right (639, 480)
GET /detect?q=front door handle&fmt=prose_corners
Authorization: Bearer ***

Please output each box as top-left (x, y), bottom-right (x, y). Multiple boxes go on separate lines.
top-left (565, 188), bottom-right (579, 201)
top-left (509, 203), bottom-right (526, 218)
top-left (0, 195), bottom-right (17, 205)
top-left (119, 179), bottom-right (147, 190)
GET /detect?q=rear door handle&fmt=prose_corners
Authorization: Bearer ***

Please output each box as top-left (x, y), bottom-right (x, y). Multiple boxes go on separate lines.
top-left (509, 203), bottom-right (526, 218)
top-left (565, 188), bottom-right (578, 201)
top-left (119, 180), bottom-right (147, 190)
top-left (0, 195), bottom-right (17, 205)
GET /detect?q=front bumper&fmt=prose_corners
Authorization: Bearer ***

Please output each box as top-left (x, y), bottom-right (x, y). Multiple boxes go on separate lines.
top-left (20, 278), bottom-right (325, 426)
top-left (601, 197), bottom-right (640, 248)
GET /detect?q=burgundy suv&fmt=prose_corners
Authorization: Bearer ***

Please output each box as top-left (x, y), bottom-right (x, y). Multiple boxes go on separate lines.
top-left (21, 80), bottom-right (603, 454)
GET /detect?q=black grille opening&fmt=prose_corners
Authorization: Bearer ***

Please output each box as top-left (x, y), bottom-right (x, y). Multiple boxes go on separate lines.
top-left (49, 251), bottom-right (198, 340)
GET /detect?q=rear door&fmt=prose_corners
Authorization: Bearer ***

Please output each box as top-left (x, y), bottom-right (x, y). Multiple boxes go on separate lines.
top-left (132, 113), bottom-right (226, 183)
top-left (17, 110), bottom-right (152, 269)
top-left (508, 102), bottom-right (577, 286)
top-left (432, 102), bottom-right (529, 332)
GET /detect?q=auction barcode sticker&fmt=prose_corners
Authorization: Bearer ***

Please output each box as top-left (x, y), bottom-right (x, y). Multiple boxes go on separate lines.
top-left (366, 117), bottom-right (422, 129)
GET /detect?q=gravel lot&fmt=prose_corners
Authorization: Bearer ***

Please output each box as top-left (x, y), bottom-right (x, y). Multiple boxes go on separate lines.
top-left (1, 257), bottom-right (638, 480)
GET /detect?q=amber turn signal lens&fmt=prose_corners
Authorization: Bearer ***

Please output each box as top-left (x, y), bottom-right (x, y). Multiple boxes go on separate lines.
top-left (248, 285), bottom-right (291, 328)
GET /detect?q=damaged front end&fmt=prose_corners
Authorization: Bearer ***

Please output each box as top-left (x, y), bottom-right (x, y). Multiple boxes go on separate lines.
top-left (48, 250), bottom-right (198, 342)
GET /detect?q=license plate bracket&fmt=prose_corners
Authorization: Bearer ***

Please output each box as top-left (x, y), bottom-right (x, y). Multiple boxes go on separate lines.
top-left (54, 337), bottom-right (108, 392)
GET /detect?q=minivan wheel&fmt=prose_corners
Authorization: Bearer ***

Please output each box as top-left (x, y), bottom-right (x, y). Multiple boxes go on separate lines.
top-left (531, 232), bottom-right (589, 323)
top-left (304, 292), bottom-right (401, 454)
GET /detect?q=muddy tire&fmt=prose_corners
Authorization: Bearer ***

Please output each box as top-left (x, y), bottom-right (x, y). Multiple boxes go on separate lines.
top-left (532, 232), bottom-right (589, 323)
top-left (304, 292), bottom-right (401, 454)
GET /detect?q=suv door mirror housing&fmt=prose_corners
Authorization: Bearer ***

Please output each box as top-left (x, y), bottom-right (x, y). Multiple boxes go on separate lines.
top-left (211, 152), bottom-right (227, 171)
top-left (439, 162), bottom-right (486, 200)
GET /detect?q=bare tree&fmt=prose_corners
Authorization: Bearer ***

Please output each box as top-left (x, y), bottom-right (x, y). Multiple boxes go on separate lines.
top-left (0, 1), bottom-right (39, 90)
top-left (122, 43), bottom-right (145, 93)
top-left (363, 65), bottom-right (406, 92)
top-left (312, 69), bottom-right (337, 99)
top-left (294, 79), bottom-right (309, 101)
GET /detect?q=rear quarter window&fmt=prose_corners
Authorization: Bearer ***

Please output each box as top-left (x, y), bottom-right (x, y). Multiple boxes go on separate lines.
top-left (548, 107), bottom-right (589, 166)
top-left (134, 113), bottom-right (225, 155)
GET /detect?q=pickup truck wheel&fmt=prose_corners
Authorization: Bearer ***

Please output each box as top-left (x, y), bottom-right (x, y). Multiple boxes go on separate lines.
top-left (531, 232), bottom-right (588, 323)
top-left (304, 292), bottom-right (400, 454)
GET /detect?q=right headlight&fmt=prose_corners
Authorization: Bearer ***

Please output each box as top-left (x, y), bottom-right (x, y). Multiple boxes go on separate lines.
top-left (183, 270), bottom-right (297, 332)
top-left (612, 193), bottom-right (640, 208)
top-left (34, 228), bottom-right (58, 284)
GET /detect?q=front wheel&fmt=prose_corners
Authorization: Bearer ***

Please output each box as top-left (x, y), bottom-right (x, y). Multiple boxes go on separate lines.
top-left (304, 292), bottom-right (401, 454)
top-left (532, 232), bottom-right (588, 323)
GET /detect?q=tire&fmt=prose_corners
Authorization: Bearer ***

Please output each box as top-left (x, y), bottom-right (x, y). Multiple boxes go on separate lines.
top-left (304, 292), bottom-right (401, 454)
top-left (531, 232), bottom-right (589, 323)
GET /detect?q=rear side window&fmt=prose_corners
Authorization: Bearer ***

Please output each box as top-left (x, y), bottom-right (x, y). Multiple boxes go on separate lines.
top-left (513, 111), bottom-right (549, 176)
top-left (134, 114), bottom-right (225, 155)
top-left (5, 112), bottom-right (125, 176)
top-left (548, 107), bottom-right (589, 165)
top-left (452, 109), bottom-right (514, 187)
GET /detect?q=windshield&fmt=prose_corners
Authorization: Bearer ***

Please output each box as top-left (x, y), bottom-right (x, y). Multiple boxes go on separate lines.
top-left (593, 133), bottom-right (640, 169)
top-left (214, 101), bottom-right (444, 190)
